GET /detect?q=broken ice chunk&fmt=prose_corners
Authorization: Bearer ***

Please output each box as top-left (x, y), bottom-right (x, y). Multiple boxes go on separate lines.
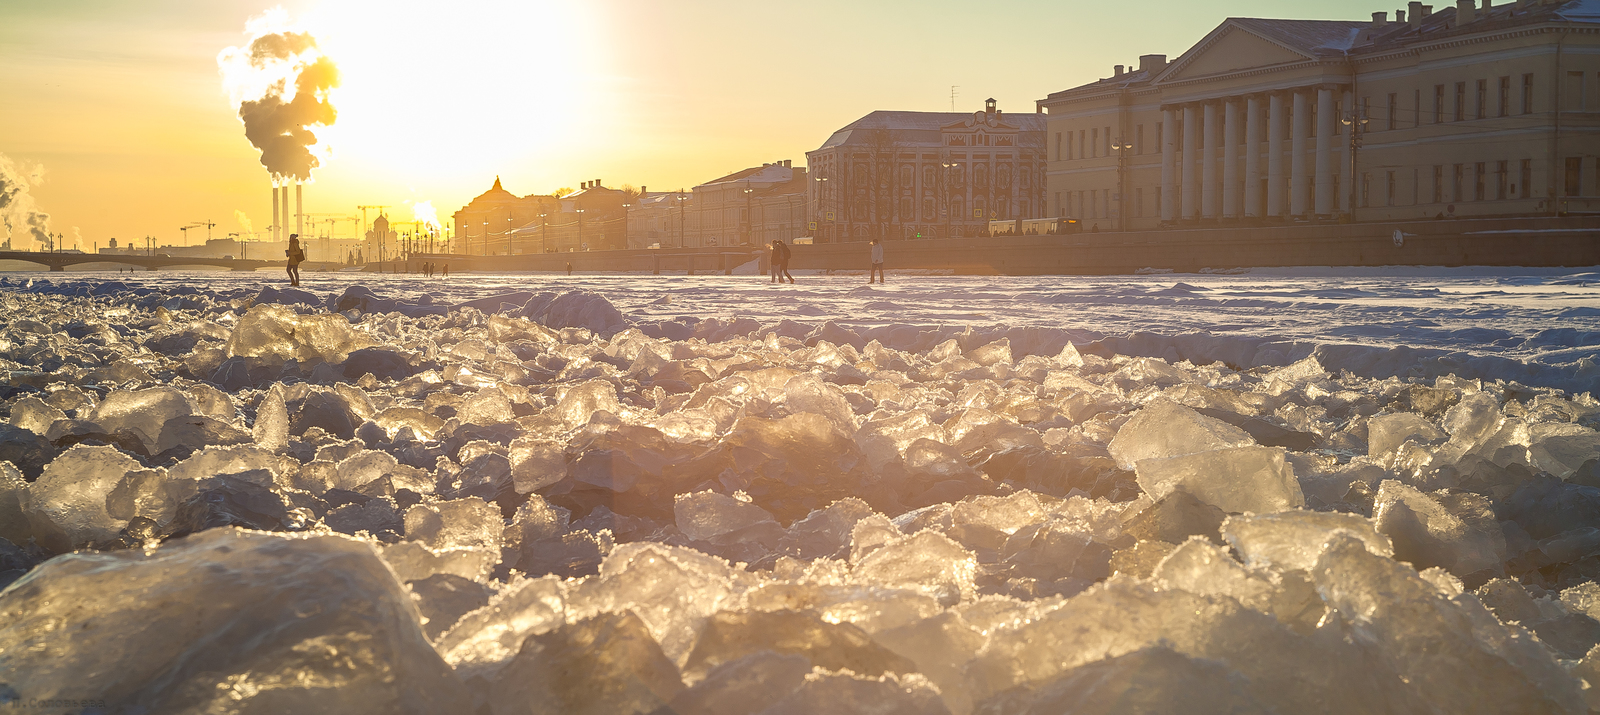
top-left (851, 530), bottom-right (977, 605)
top-left (1222, 510), bottom-right (1393, 571)
top-left (674, 490), bottom-right (778, 542)
top-left (19, 444), bottom-right (141, 551)
top-left (8, 395), bottom-right (65, 435)
top-left (1134, 446), bottom-right (1304, 514)
top-left (90, 386), bottom-right (195, 455)
top-left (403, 497), bottom-right (504, 551)
top-left (1107, 400), bottom-right (1255, 470)
top-left (1528, 422), bottom-right (1600, 480)
top-left (1366, 412), bottom-right (1446, 456)
top-left (974, 646), bottom-right (1271, 715)
top-left (556, 379), bottom-right (622, 428)
top-left (487, 610), bottom-right (683, 715)
top-left (679, 608), bottom-right (917, 682)
top-left (1372, 480), bottom-right (1506, 580)
top-left (664, 651), bottom-right (811, 715)
top-left (0, 529), bottom-right (469, 713)
top-left (379, 540), bottom-right (499, 583)
top-left (509, 437), bottom-right (567, 494)
top-left (435, 575), bottom-right (566, 680)
top-left (253, 385), bottom-right (289, 453)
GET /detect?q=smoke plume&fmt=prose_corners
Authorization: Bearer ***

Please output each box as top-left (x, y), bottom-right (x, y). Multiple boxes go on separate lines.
top-left (235, 210), bottom-right (254, 236)
top-left (218, 11), bottom-right (339, 183)
top-left (0, 152), bottom-right (52, 251)
top-left (412, 201), bottom-right (441, 233)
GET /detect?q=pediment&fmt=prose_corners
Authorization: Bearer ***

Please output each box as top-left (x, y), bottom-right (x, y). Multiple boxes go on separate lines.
top-left (1163, 25), bottom-right (1311, 81)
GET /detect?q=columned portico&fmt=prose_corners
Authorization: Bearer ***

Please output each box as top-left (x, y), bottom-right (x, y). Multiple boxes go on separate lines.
top-left (1223, 99), bottom-right (1240, 218)
top-left (1315, 85), bottom-right (1335, 217)
top-left (1201, 103), bottom-right (1219, 219)
top-left (1290, 90), bottom-right (1309, 217)
top-left (1182, 105), bottom-right (1198, 220)
top-left (1245, 95), bottom-right (1262, 218)
top-left (1161, 108), bottom-right (1176, 221)
top-left (1267, 93), bottom-right (1285, 218)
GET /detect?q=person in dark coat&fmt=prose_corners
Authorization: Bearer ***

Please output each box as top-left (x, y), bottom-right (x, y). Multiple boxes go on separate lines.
top-left (868, 238), bottom-right (885, 284)
top-left (285, 234), bottom-right (304, 287)
top-left (771, 239), bottom-right (794, 284)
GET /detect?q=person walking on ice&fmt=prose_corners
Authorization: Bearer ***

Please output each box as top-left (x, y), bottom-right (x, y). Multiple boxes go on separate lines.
top-left (285, 234), bottom-right (304, 287)
top-left (868, 238), bottom-right (885, 284)
top-left (770, 239), bottom-right (794, 284)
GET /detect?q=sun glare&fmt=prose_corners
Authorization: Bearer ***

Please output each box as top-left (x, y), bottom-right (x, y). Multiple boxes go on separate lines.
top-left (303, 0), bottom-right (598, 186)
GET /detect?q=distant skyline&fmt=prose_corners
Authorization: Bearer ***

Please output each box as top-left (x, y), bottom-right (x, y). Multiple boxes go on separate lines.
top-left (2, 0), bottom-right (1382, 248)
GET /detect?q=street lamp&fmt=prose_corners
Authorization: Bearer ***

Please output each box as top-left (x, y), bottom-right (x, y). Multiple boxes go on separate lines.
top-left (1110, 138), bottom-right (1134, 232)
top-left (675, 191), bottom-right (687, 248)
top-left (539, 212), bottom-right (549, 254)
top-left (575, 208), bottom-right (586, 252)
top-left (941, 161), bottom-right (959, 239)
top-left (814, 176), bottom-right (829, 243)
top-left (742, 187), bottom-right (755, 246)
top-left (1341, 107), bottom-right (1370, 217)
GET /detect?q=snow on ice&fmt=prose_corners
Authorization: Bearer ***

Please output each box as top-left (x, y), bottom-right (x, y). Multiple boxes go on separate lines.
top-left (0, 269), bottom-right (1597, 714)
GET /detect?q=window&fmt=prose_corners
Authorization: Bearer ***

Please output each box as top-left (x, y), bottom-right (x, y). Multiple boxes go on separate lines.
top-left (1567, 71), bottom-right (1586, 112)
top-left (1360, 173), bottom-right (1371, 208)
top-left (1104, 126), bottom-right (1112, 155)
top-left (1476, 79), bottom-right (1487, 120)
top-left (1155, 122), bottom-right (1163, 154)
top-left (1454, 82), bottom-right (1466, 122)
top-left (1090, 128), bottom-right (1098, 158)
top-left (1452, 164), bottom-right (1464, 203)
top-left (1496, 161), bottom-right (1508, 200)
top-left (1498, 77), bottom-right (1510, 117)
top-left (1475, 162), bottom-right (1486, 201)
top-left (1155, 187), bottom-right (1162, 217)
top-left (1135, 188), bottom-right (1144, 217)
top-left (1066, 131), bottom-right (1074, 160)
top-left (1054, 132), bottom-right (1062, 161)
top-left (1079, 130), bottom-right (1086, 158)
top-left (1387, 93), bottom-right (1398, 130)
top-left (1566, 156), bottom-right (1583, 197)
top-left (1432, 165), bottom-right (1444, 203)
top-left (1136, 124), bottom-right (1145, 155)
top-left (1435, 84), bottom-right (1445, 123)
top-left (1523, 74), bottom-right (1535, 114)
top-left (1415, 89), bottom-right (1422, 128)
top-left (1521, 159), bottom-right (1532, 198)
top-left (1054, 192), bottom-right (1061, 215)
top-left (1387, 170), bottom-right (1397, 206)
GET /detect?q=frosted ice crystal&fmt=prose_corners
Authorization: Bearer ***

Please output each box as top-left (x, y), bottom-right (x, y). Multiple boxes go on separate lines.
top-left (90, 386), bottom-right (194, 455)
top-left (1221, 510), bottom-right (1392, 571)
top-left (18, 445), bottom-right (143, 551)
top-left (1372, 480), bottom-right (1507, 578)
top-left (852, 530), bottom-right (977, 605)
top-left (7, 395), bottom-right (64, 435)
top-left (404, 498), bottom-right (503, 551)
top-left (1107, 400), bottom-right (1255, 470)
top-left (1367, 411), bottom-right (1447, 456)
top-left (675, 490), bottom-right (779, 542)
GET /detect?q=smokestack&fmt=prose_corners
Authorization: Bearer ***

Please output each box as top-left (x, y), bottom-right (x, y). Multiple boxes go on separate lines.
top-left (1114, 64), bottom-right (1125, 77)
top-left (1409, 1), bottom-right (1424, 24)
top-left (295, 183), bottom-right (304, 238)
top-left (1139, 54), bottom-right (1168, 73)
top-left (1396, 9), bottom-right (1407, 22)
top-left (1373, 11), bottom-right (1389, 25)
top-left (280, 186), bottom-right (290, 244)
top-left (1457, 0), bottom-right (1475, 22)
top-left (271, 184), bottom-right (279, 243)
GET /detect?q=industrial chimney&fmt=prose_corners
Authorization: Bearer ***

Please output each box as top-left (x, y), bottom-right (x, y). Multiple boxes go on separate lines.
top-left (296, 183), bottom-right (304, 238)
top-left (271, 184), bottom-right (280, 243)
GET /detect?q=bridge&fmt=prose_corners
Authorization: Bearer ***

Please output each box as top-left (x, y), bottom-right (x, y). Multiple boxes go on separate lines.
top-left (0, 251), bottom-right (333, 272)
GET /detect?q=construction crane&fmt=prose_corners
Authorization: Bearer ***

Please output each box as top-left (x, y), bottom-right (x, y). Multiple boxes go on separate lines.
top-left (304, 214), bottom-right (358, 239)
top-left (178, 220), bottom-right (215, 247)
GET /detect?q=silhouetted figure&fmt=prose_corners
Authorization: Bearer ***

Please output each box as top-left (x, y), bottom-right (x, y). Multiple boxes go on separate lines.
top-left (1090, 224), bottom-right (1099, 233)
top-left (566, 262), bottom-right (573, 276)
top-left (285, 234), bottom-right (304, 287)
top-left (868, 238), bottom-right (885, 284)
top-left (771, 239), bottom-right (794, 284)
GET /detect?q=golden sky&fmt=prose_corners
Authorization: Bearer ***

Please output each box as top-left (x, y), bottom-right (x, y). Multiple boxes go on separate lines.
top-left (1, 0), bottom-right (1377, 249)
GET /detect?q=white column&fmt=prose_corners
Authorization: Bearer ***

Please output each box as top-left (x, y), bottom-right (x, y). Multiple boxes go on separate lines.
top-left (1201, 103), bottom-right (1218, 218)
top-left (1291, 89), bottom-right (1309, 217)
top-left (1245, 95), bottom-right (1263, 218)
top-left (1268, 93), bottom-right (1285, 217)
top-left (1223, 99), bottom-right (1240, 218)
top-left (1315, 85), bottom-right (1335, 217)
top-left (1182, 105), bottom-right (1198, 220)
top-left (1161, 108), bottom-right (1177, 221)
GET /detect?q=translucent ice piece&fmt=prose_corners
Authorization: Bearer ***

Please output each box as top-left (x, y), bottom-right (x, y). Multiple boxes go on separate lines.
top-left (1108, 400), bottom-right (1255, 470)
top-left (1222, 510), bottom-right (1393, 572)
top-left (1134, 446), bottom-right (1303, 514)
top-left (1367, 412), bottom-right (1446, 456)
top-left (674, 490), bottom-right (778, 542)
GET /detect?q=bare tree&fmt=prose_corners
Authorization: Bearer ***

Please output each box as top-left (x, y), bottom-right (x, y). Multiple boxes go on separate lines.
top-left (863, 127), bottom-right (902, 241)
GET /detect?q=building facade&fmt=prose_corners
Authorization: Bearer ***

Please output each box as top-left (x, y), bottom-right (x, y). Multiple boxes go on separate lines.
top-left (683, 161), bottom-right (808, 248)
top-left (626, 190), bottom-right (691, 249)
top-left (806, 101), bottom-right (1048, 242)
top-left (1040, 0), bottom-right (1600, 230)
top-left (510, 181), bottom-right (629, 253)
top-left (450, 177), bottom-right (560, 255)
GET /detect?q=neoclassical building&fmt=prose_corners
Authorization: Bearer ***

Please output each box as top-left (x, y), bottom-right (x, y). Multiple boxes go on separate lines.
top-left (805, 101), bottom-right (1048, 241)
top-left (1040, 0), bottom-right (1600, 230)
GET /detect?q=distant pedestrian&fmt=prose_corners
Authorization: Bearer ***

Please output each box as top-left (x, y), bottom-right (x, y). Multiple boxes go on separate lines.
top-left (868, 238), bottom-right (885, 284)
top-left (285, 234), bottom-right (304, 287)
top-left (771, 239), bottom-right (794, 284)
top-left (566, 262), bottom-right (573, 276)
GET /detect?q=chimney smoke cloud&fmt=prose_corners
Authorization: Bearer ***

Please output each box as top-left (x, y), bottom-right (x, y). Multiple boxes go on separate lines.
top-left (218, 9), bottom-right (340, 183)
top-left (0, 152), bottom-right (52, 251)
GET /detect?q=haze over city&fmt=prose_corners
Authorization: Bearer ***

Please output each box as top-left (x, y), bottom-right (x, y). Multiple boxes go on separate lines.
top-left (4, 0), bottom-right (1379, 248)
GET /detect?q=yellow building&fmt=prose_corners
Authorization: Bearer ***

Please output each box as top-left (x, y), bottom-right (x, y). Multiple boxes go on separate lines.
top-left (1039, 0), bottom-right (1600, 230)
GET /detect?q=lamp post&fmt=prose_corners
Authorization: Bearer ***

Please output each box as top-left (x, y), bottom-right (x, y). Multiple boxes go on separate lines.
top-left (1340, 106), bottom-right (1370, 218)
top-left (539, 212), bottom-right (549, 254)
top-left (621, 203), bottom-right (632, 250)
top-left (575, 208), bottom-right (586, 252)
top-left (814, 176), bottom-right (829, 243)
top-left (1110, 138), bottom-right (1134, 232)
top-left (676, 191), bottom-right (687, 248)
top-left (941, 160), bottom-right (958, 239)
top-left (742, 187), bottom-right (755, 246)
top-left (506, 212), bottom-right (514, 255)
